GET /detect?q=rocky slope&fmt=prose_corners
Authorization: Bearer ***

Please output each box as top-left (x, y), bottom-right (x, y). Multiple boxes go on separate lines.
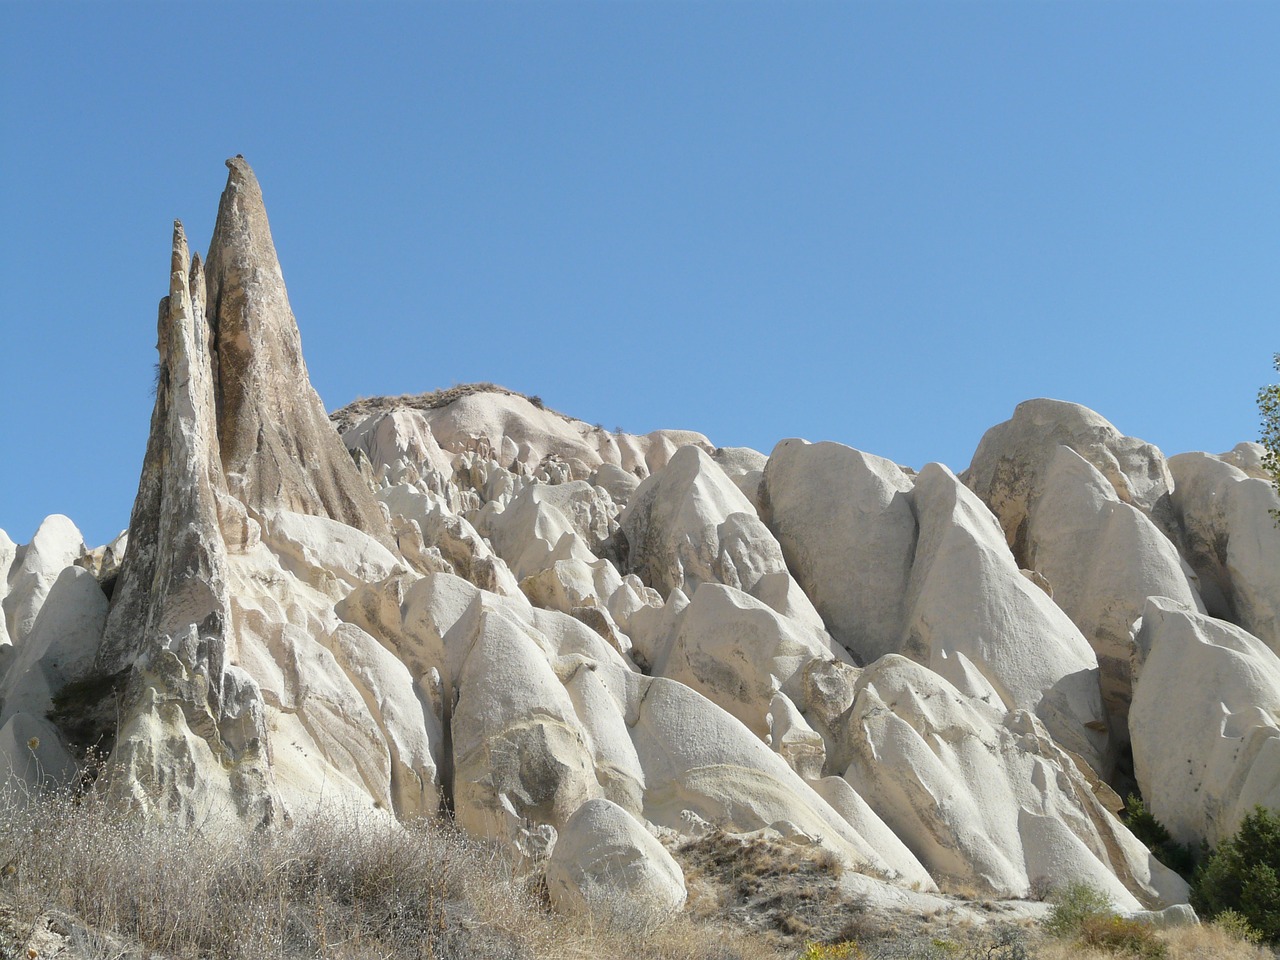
top-left (2, 158), bottom-right (1278, 929)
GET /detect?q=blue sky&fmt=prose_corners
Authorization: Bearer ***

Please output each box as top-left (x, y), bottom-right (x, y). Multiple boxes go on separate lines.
top-left (2, 2), bottom-right (1277, 547)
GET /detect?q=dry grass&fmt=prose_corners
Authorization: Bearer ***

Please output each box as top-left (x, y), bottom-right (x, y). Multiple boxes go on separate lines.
top-left (330, 383), bottom-right (570, 433)
top-left (1034, 917), bottom-right (1278, 960)
top-left (674, 830), bottom-right (864, 948)
top-left (1035, 924), bottom-right (1277, 960)
top-left (0, 779), bottom-right (778, 960)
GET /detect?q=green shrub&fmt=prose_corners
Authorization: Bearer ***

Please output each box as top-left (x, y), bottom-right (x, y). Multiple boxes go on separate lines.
top-left (1077, 914), bottom-right (1168, 958)
top-left (1210, 908), bottom-right (1263, 945)
top-left (1192, 805), bottom-right (1280, 943)
top-left (1044, 881), bottom-right (1115, 938)
top-left (1123, 794), bottom-right (1196, 879)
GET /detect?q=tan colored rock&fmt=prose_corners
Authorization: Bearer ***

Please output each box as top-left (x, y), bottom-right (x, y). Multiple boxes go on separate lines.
top-left (546, 798), bottom-right (686, 930)
top-left (966, 399), bottom-right (1176, 565)
top-left (1169, 450), bottom-right (1280, 652)
top-left (842, 654), bottom-right (1186, 907)
top-left (204, 158), bottom-right (393, 544)
top-left (762, 439), bottom-right (917, 664)
top-left (1130, 598), bottom-right (1280, 847)
top-left (1026, 446), bottom-right (1203, 740)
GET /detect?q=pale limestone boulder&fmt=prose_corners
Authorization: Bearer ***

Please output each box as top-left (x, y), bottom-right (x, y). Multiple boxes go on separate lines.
top-left (1130, 598), bottom-right (1280, 847)
top-left (590, 463), bottom-right (642, 506)
top-left (0, 529), bottom-right (14, 647)
top-left (1218, 442), bottom-right (1271, 480)
top-left (617, 445), bottom-right (802, 607)
top-left (321, 622), bottom-right (442, 819)
top-left (629, 674), bottom-right (936, 885)
top-left (0, 566), bottom-right (107, 727)
top-left (477, 481), bottom-right (614, 580)
top-left (1130, 905), bottom-right (1199, 929)
top-left (1026, 447), bottom-right (1203, 739)
top-left (3, 515), bottom-right (85, 647)
top-left (545, 798), bottom-right (686, 930)
top-left (519, 557), bottom-right (626, 617)
top-left (762, 439), bottom-right (916, 664)
top-left (767, 693), bottom-right (827, 779)
top-left (712, 446), bottom-right (768, 512)
top-left (259, 510), bottom-right (403, 597)
top-left (966, 399), bottom-right (1176, 565)
top-left (341, 408), bottom-right (455, 480)
top-left (906, 463), bottom-right (1108, 769)
top-left (1169, 451), bottom-right (1280, 652)
top-left (842, 655), bottom-right (1186, 907)
top-left (808, 776), bottom-right (934, 885)
top-left (652, 582), bottom-right (851, 742)
top-left (450, 604), bottom-right (602, 839)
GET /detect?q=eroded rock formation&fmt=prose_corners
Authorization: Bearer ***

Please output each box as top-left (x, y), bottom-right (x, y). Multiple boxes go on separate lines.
top-left (4, 159), bottom-right (1278, 928)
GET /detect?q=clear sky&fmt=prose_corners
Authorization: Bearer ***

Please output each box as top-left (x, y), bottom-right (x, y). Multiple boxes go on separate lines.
top-left (2, 2), bottom-right (1277, 547)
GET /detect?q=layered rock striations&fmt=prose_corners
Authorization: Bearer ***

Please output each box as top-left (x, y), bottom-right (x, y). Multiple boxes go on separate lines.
top-left (6, 159), bottom-right (1279, 927)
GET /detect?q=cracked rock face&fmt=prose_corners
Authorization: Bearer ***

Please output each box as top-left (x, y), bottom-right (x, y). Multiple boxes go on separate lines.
top-left (13, 158), bottom-right (1278, 924)
top-left (91, 161), bottom-right (422, 826)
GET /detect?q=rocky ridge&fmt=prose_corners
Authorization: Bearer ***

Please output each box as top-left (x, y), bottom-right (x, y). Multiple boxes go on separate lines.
top-left (2, 159), bottom-right (1278, 932)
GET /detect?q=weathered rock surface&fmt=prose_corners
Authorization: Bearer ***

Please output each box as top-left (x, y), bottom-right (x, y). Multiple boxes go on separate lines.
top-left (966, 399), bottom-right (1177, 565)
top-left (1024, 446), bottom-right (1203, 741)
top-left (204, 157), bottom-right (394, 544)
top-left (904, 463), bottom-right (1109, 770)
top-left (2, 515), bottom-right (85, 648)
top-left (5, 161), bottom-right (1239, 930)
top-left (618, 446), bottom-right (787, 599)
top-left (841, 654), bottom-right (1186, 907)
top-left (762, 439), bottom-right (917, 664)
top-left (545, 797), bottom-right (687, 930)
top-left (1169, 449), bottom-right (1280, 652)
top-left (1130, 598), bottom-right (1280, 848)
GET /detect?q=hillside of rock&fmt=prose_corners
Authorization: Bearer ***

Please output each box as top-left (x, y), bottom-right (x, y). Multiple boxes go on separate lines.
top-left (3, 159), bottom-right (1279, 931)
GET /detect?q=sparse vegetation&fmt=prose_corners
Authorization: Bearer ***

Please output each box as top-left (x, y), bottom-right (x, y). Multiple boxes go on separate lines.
top-left (329, 382), bottom-right (569, 433)
top-left (1258, 354), bottom-right (1280, 522)
top-left (1043, 882), bottom-right (1116, 940)
top-left (4, 775), bottom-right (1276, 960)
top-left (1192, 806), bottom-right (1280, 944)
top-left (0, 773), bottom-right (775, 960)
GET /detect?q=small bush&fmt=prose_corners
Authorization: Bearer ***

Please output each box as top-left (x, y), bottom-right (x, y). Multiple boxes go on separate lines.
top-left (1077, 914), bottom-right (1168, 958)
top-left (801, 942), bottom-right (865, 960)
top-left (1210, 910), bottom-right (1263, 945)
top-left (1044, 881), bottom-right (1115, 939)
top-left (1192, 805), bottom-right (1280, 943)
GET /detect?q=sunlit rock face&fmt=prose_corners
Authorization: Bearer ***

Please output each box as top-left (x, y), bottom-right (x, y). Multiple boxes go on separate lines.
top-left (1130, 598), bottom-right (1280, 849)
top-left (13, 158), bottom-right (1280, 923)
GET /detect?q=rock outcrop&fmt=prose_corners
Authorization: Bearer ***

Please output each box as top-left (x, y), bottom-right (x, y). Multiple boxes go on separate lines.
top-left (1130, 598), bottom-right (1280, 848)
top-left (545, 797), bottom-right (687, 930)
top-left (16, 159), bottom-right (1269, 931)
top-left (965, 399), bottom-right (1177, 565)
top-left (1169, 449), bottom-right (1280, 652)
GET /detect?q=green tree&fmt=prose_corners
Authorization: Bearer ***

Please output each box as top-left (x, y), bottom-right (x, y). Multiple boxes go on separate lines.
top-left (1192, 806), bottom-right (1280, 943)
top-left (1259, 354), bottom-right (1280, 522)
